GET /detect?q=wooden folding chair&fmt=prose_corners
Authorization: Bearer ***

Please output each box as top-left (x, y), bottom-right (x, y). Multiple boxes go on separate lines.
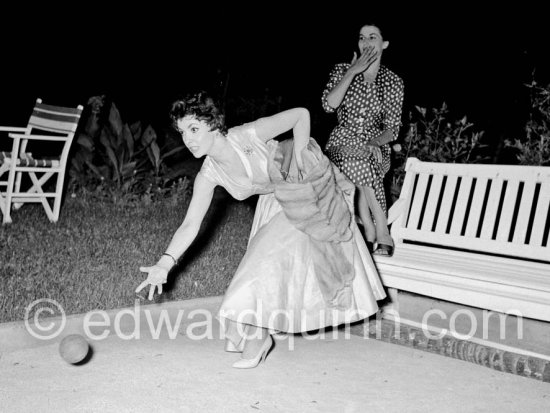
top-left (0, 98), bottom-right (84, 224)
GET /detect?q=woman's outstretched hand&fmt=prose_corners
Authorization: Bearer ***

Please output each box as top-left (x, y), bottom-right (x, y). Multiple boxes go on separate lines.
top-left (136, 264), bottom-right (169, 300)
top-left (348, 46), bottom-right (378, 77)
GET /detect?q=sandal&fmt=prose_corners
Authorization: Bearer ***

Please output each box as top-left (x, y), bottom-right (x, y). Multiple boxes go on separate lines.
top-left (373, 243), bottom-right (394, 257)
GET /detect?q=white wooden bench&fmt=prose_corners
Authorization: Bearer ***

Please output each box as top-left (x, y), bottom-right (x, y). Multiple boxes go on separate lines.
top-left (375, 157), bottom-right (550, 322)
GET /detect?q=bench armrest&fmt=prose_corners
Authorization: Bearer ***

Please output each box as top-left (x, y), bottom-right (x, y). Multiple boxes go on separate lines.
top-left (388, 198), bottom-right (407, 225)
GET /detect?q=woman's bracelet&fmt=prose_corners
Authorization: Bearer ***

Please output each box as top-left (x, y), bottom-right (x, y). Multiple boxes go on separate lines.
top-left (162, 252), bottom-right (177, 266)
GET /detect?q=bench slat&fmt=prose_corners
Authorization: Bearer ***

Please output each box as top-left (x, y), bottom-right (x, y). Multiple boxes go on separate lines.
top-left (434, 175), bottom-right (458, 234)
top-left (530, 183), bottom-right (550, 247)
top-left (464, 177), bottom-right (489, 237)
top-left (496, 180), bottom-right (520, 242)
top-left (421, 174), bottom-right (444, 231)
top-left (379, 243), bottom-right (550, 288)
top-left (450, 176), bottom-right (473, 236)
top-left (375, 244), bottom-right (550, 322)
top-left (480, 178), bottom-right (504, 239)
top-left (375, 259), bottom-right (550, 322)
top-left (407, 173), bottom-right (429, 230)
top-left (513, 181), bottom-right (537, 244)
top-left (399, 225), bottom-right (548, 261)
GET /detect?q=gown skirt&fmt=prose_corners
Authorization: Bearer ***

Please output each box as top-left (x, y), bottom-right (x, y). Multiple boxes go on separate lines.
top-left (218, 192), bottom-right (386, 347)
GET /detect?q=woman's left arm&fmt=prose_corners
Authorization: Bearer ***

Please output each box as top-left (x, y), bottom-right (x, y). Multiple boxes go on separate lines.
top-left (363, 77), bottom-right (404, 163)
top-left (371, 77), bottom-right (405, 146)
top-left (254, 107), bottom-right (311, 167)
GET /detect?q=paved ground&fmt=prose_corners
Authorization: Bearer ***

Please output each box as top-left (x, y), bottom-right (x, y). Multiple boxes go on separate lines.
top-left (1, 296), bottom-right (549, 412)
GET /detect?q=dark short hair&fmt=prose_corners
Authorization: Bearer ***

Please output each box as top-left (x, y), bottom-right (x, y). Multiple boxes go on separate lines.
top-left (358, 20), bottom-right (390, 40)
top-left (170, 91), bottom-right (227, 135)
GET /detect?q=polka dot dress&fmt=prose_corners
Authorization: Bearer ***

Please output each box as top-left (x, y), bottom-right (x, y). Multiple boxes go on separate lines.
top-left (322, 64), bottom-right (404, 214)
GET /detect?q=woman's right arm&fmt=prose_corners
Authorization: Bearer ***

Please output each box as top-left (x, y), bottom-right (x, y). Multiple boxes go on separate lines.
top-left (136, 173), bottom-right (216, 300)
top-left (324, 66), bottom-right (357, 110)
top-left (323, 48), bottom-right (378, 110)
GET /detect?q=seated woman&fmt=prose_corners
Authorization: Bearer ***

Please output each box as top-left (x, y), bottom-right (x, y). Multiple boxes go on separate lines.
top-left (322, 21), bottom-right (405, 256)
top-left (136, 91), bottom-right (386, 369)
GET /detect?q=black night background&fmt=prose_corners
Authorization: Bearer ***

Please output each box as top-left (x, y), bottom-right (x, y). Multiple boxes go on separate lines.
top-left (1, 5), bottom-right (548, 159)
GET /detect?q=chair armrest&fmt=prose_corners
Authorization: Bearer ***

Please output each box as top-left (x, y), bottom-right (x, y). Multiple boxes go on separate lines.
top-left (8, 133), bottom-right (69, 142)
top-left (0, 126), bottom-right (27, 132)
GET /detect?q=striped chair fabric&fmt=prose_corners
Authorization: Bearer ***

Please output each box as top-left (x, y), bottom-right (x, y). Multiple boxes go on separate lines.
top-left (28, 101), bottom-right (82, 134)
top-left (0, 151), bottom-right (60, 167)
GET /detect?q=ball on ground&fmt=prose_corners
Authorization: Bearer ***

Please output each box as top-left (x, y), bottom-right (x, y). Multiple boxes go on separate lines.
top-left (59, 334), bottom-right (90, 364)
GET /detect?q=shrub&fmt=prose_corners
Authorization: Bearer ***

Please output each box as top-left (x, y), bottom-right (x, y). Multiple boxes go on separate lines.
top-left (69, 96), bottom-right (189, 203)
top-left (390, 103), bottom-right (488, 203)
top-left (505, 80), bottom-right (550, 166)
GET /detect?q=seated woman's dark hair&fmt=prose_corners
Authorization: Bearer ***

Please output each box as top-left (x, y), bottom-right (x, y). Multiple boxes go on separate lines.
top-left (170, 91), bottom-right (227, 135)
top-left (358, 19), bottom-right (391, 40)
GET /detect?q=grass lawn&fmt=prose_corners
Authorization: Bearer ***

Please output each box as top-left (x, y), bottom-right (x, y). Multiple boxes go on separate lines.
top-left (0, 189), bottom-right (256, 323)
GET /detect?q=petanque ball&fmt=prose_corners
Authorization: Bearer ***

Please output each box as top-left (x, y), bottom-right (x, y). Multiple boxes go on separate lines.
top-left (59, 334), bottom-right (90, 364)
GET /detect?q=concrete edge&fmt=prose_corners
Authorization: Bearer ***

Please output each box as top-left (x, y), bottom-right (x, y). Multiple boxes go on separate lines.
top-left (0, 296), bottom-right (224, 353)
top-left (350, 317), bottom-right (550, 383)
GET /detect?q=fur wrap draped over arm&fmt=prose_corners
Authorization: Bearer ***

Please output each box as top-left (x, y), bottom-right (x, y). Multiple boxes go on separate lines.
top-left (268, 138), bottom-right (357, 309)
top-left (268, 138), bottom-right (355, 242)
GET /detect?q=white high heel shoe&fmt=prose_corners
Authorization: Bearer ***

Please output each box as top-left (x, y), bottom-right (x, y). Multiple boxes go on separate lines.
top-left (232, 335), bottom-right (273, 369)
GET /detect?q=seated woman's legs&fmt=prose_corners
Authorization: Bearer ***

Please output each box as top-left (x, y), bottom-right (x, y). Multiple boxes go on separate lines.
top-left (358, 185), bottom-right (392, 245)
top-left (356, 186), bottom-right (376, 245)
top-left (363, 186), bottom-right (394, 254)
